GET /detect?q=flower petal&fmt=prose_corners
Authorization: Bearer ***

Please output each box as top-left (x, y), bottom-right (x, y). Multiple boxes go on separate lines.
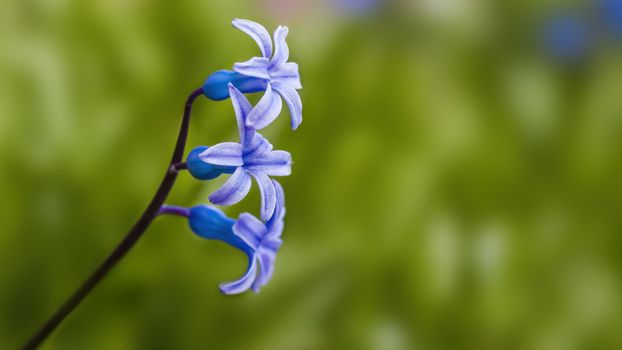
top-left (232, 18), bottom-right (273, 58)
top-left (252, 249), bottom-right (278, 292)
top-left (208, 167), bottom-right (252, 206)
top-left (245, 84), bottom-right (283, 130)
top-left (267, 179), bottom-right (286, 229)
top-left (247, 170), bottom-right (277, 221)
top-left (199, 142), bottom-right (243, 167)
top-left (243, 132), bottom-right (273, 159)
top-left (219, 254), bottom-right (258, 295)
top-left (271, 62), bottom-right (301, 89)
top-left (228, 84), bottom-right (255, 145)
top-left (233, 213), bottom-right (267, 249)
top-left (270, 26), bottom-right (290, 69)
top-left (246, 150), bottom-right (292, 177)
top-left (233, 57), bottom-right (271, 80)
top-left (272, 83), bottom-right (302, 130)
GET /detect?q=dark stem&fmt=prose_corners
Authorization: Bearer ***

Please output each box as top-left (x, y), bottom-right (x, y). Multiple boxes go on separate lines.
top-left (157, 205), bottom-right (191, 218)
top-left (173, 161), bottom-right (188, 171)
top-left (22, 87), bottom-right (205, 350)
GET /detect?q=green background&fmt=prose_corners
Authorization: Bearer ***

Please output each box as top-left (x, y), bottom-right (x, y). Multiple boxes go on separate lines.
top-left (1, 0), bottom-right (622, 349)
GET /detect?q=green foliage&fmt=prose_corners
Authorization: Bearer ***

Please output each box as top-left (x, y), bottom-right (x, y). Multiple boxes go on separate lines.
top-left (1, 1), bottom-right (621, 349)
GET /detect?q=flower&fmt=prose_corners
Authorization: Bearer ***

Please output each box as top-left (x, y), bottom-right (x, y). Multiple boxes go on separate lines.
top-left (203, 18), bottom-right (302, 130)
top-left (180, 180), bottom-right (285, 294)
top-left (599, 0), bottom-right (622, 39)
top-left (541, 12), bottom-right (591, 62)
top-left (187, 84), bottom-right (291, 221)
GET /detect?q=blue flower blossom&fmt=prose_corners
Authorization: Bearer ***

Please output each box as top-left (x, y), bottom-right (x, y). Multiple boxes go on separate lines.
top-left (203, 18), bottom-right (302, 130)
top-left (542, 13), bottom-right (591, 61)
top-left (169, 180), bottom-right (285, 294)
top-left (599, 0), bottom-right (622, 39)
top-left (188, 84), bottom-right (291, 221)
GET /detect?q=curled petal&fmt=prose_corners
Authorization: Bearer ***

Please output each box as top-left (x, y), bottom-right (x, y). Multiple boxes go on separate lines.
top-left (199, 142), bottom-right (243, 167)
top-left (271, 62), bottom-right (301, 89)
top-left (243, 132), bottom-right (273, 159)
top-left (272, 83), bottom-right (302, 130)
top-left (229, 84), bottom-right (255, 145)
top-left (248, 170), bottom-right (277, 221)
top-left (267, 180), bottom-right (286, 229)
top-left (208, 167), bottom-right (252, 206)
top-left (246, 150), bottom-right (292, 177)
top-left (246, 84), bottom-right (283, 130)
top-left (219, 255), bottom-right (258, 295)
top-left (270, 26), bottom-right (290, 70)
top-left (233, 57), bottom-right (271, 80)
top-left (232, 18), bottom-right (273, 58)
top-left (252, 249), bottom-right (278, 292)
top-left (233, 213), bottom-right (267, 249)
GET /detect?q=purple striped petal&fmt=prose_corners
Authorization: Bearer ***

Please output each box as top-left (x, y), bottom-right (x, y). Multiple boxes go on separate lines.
top-left (233, 57), bottom-right (271, 80)
top-left (266, 217), bottom-right (284, 242)
top-left (208, 167), bottom-right (251, 206)
top-left (247, 170), bottom-right (277, 221)
top-left (232, 19), bottom-right (273, 58)
top-left (272, 83), bottom-right (302, 130)
top-left (219, 255), bottom-right (258, 295)
top-left (271, 62), bottom-right (302, 89)
top-left (270, 26), bottom-right (290, 70)
top-left (246, 150), bottom-right (292, 177)
top-left (199, 142), bottom-right (243, 166)
top-left (245, 84), bottom-right (283, 130)
top-left (228, 84), bottom-right (255, 145)
top-left (252, 249), bottom-right (278, 292)
top-left (267, 180), bottom-right (286, 229)
top-left (243, 132), bottom-right (273, 159)
top-left (233, 213), bottom-right (267, 249)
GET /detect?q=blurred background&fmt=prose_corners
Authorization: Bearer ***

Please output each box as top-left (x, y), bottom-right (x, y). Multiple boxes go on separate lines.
top-left (1, 0), bottom-right (622, 349)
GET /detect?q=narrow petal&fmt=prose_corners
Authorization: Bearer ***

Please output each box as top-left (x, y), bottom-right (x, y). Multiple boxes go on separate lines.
top-left (233, 213), bottom-right (268, 249)
top-left (267, 180), bottom-right (286, 229)
top-left (245, 84), bottom-right (283, 130)
top-left (233, 57), bottom-right (270, 80)
top-left (208, 167), bottom-right (252, 206)
top-left (272, 83), bottom-right (302, 130)
top-left (247, 170), bottom-right (277, 221)
top-left (199, 142), bottom-right (243, 167)
top-left (243, 132), bottom-right (273, 159)
top-left (228, 84), bottom-right (255, 145)
top-left (232, 19), bottom-right (273, 58)
top-left (252, 250), bottom-right (277, 292)
top-left (246, 150), bottom-right (292, 176)
top-left (271, 62), bottom-right (302, 89)
top-left (270, 26), bottom-right (290, 70)
top-left (219, 255), bottom-right (258, 295)
top-left (266, 217), bottom-right (285, 241)
top-left (262, 236), bottom-right (283, 252)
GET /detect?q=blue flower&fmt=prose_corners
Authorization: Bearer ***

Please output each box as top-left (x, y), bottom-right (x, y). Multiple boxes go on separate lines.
top-left (203, 18), bottom-right (302, 130)
top-left (181, 180), bottom-right (285, 294)
top-left (599, 0), bottom-right (622, 39)
top-left (187, 84), bottom-right (291, 221)
top-left (542, 13), bottom-right (591, 61)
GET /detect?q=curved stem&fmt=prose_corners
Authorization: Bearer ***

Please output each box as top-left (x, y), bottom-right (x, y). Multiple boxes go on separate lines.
top-left (22, 87), bottom-right (205, 350)
top-left (173, 161), bottom-right (188, 171)
top-left (158, 205), bottom-right (191, 218)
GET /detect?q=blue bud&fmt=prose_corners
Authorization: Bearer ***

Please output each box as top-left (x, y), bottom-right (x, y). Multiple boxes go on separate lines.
top-left (188, 205), bottom-right (252, 254)
top-left (203, 70), bottom-right (268, 101)
top-left (187, 146), bottom-right (235, 180)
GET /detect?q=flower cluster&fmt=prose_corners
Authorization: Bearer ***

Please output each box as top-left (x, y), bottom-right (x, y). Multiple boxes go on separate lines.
top-left (160, 19), bottom-right (301, 294)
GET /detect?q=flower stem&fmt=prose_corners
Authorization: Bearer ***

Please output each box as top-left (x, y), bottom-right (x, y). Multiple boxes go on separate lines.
top-left (158, 205), bottom-right (191, 218)
top-left (22, 87), bottom-right (205, 350)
